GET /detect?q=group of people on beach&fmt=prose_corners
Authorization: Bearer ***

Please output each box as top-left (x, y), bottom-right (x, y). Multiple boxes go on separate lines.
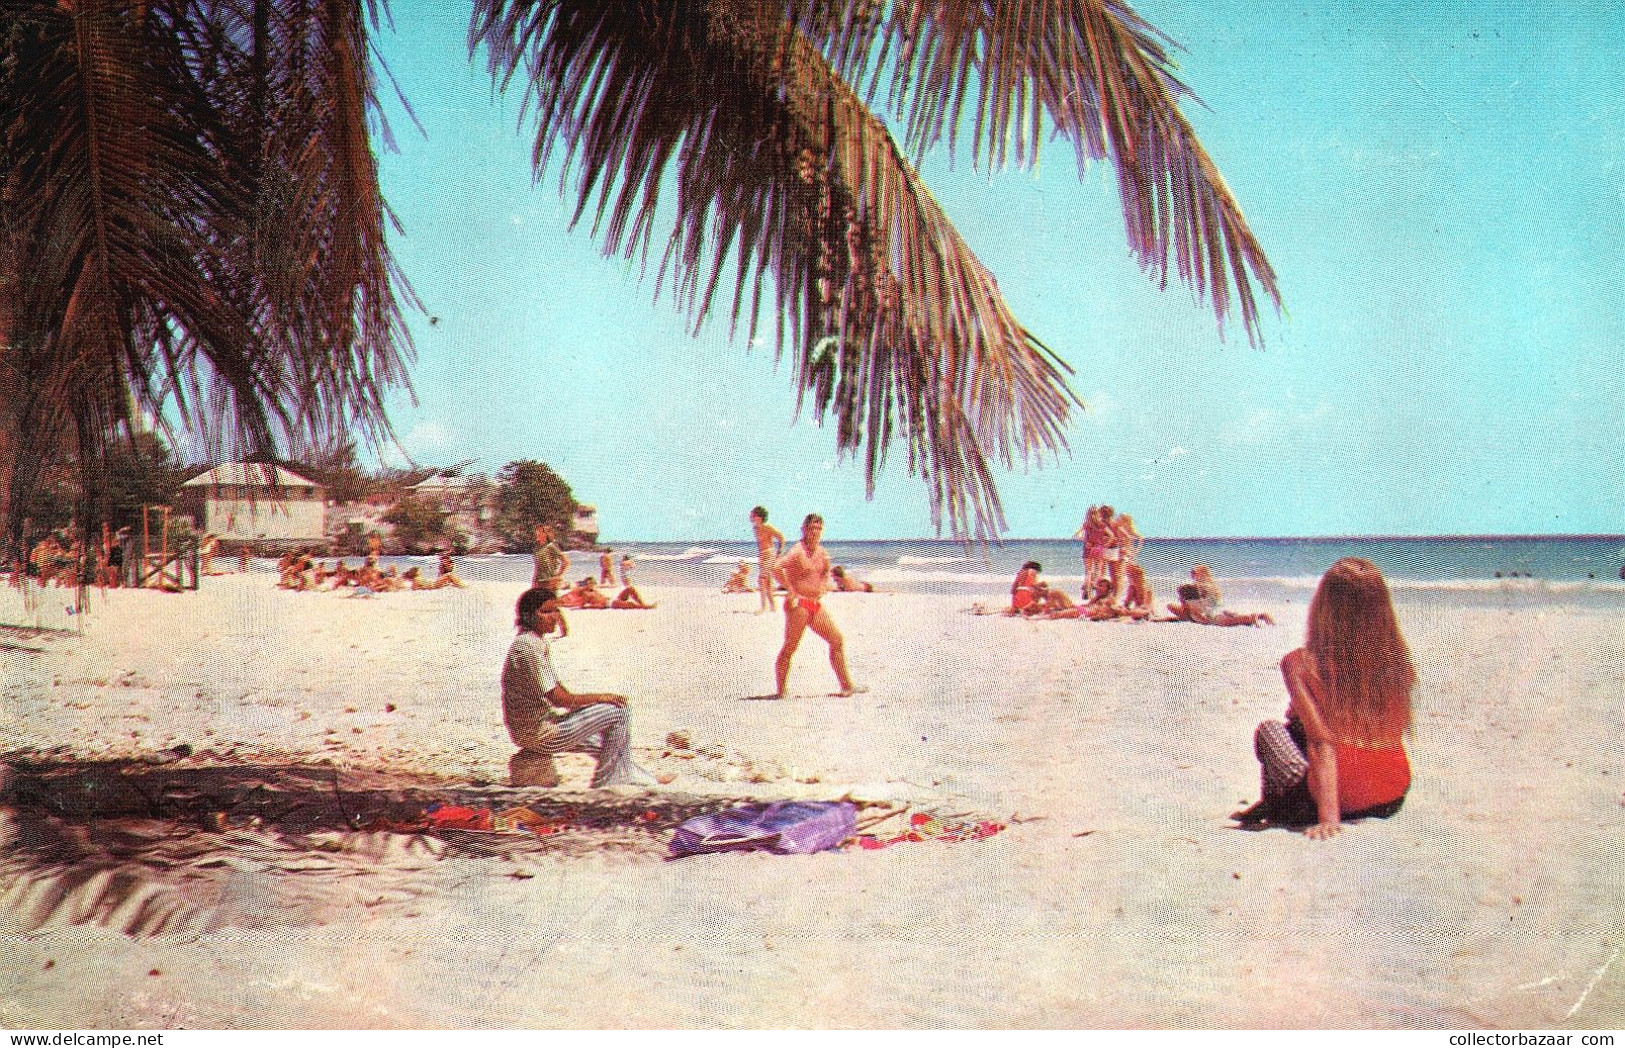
top-left (500, 506), bottom-right (868, 788)
top-left (277, 549), bottom-right (466, 594)
top-left (1000, 507), bottom-right (1271, 627)
top-left (501, 505), bottom-right (1412, 842)
top-left (530, 525), bottom-right (650, 610)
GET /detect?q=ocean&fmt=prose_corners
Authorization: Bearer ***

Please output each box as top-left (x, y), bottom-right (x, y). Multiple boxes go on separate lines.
top-left (384, 536), bottom-right (1625, 608)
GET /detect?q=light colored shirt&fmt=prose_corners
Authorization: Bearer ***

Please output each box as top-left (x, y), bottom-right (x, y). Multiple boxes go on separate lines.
top-left (501, 631), bottom-right (562, 733)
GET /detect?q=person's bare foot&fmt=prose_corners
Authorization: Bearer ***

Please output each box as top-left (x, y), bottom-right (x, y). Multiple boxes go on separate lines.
top-left (836, 684), bottom-right (869, 697)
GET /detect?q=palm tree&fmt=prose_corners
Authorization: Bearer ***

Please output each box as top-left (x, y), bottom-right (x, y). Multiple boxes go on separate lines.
top-left (0, 0), bottom-right (1276, 552)
top-left (0, 0), bottom-right (414, 557)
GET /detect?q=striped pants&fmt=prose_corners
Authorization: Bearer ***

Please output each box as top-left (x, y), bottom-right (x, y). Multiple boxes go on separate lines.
top-left (515, 703), bottom-right (644, 788)
top-left (1236, 719), bottom-right (1318, 825)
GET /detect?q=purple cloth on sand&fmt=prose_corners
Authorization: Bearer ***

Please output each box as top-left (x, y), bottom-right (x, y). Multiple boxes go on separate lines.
top-left (669, 802), bottom-right (857, 858)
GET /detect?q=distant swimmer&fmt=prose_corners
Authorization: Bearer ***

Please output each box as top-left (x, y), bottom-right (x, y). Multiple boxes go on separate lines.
top-left (769, 514), bottom-right (863, 699)
top-left (750, 506), bottom-right (786, 614)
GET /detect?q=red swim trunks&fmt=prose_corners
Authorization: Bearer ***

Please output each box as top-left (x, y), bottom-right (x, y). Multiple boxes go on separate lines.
top-left (787, 595), bottom-right (822, 617)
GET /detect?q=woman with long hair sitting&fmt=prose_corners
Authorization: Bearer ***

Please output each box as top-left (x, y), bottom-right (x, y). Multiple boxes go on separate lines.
top-left (1233, 558), bottom-right (1413, 838)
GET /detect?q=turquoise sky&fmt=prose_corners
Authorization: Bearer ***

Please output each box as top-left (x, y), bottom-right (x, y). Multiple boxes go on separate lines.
top-left (369, 1), bottom-right (1625, 540)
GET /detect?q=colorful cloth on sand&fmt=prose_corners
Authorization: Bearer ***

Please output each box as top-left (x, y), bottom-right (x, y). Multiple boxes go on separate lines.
top-left (851, 812), bottom-right (1006, 850)
top-left (668, 801), bottom-right (857, 858)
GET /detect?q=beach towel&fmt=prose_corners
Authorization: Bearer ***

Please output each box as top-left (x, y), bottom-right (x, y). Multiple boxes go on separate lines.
top-left (668, 801), bottom-right (856, 858)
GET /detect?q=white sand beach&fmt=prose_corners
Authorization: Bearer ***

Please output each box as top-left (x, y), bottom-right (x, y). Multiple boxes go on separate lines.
top-left (1, 574), bottom-right (1621, 1028)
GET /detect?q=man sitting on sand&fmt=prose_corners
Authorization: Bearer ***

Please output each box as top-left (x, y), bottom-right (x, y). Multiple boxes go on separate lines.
top-left (500, 586), bottom-right (655, 789)
top-left (770, 514), bottom-right (864, 698)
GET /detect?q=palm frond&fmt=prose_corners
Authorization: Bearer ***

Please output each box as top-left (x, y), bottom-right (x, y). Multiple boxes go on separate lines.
top-left (787, 0), bottom-right (1281, 343)
top-left (473, 0), bottom-right (1081, 538)
top-left (0, 0), bottom-right (416, 549)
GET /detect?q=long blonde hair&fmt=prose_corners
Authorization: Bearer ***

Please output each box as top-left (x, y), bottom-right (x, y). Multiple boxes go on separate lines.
top-left (1305, 558), bottom-right (1414, 746)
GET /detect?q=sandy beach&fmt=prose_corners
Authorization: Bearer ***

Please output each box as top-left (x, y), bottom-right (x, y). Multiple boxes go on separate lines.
top-left (1, 573), bottom-right (1621, 1029)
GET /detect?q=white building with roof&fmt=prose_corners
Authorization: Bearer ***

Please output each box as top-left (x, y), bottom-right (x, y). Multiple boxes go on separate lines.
top-left (181, 463), bottom-right (325, 549)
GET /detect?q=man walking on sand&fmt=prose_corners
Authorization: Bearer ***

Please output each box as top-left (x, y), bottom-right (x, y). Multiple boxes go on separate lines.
top-left (750, 505), bottom-right (785, 614)
top-left (771, 514), bottom-right (864, 699)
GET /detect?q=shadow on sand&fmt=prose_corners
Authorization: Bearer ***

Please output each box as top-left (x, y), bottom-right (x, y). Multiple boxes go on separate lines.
top-left (0, 754), bottom-right (745, 938)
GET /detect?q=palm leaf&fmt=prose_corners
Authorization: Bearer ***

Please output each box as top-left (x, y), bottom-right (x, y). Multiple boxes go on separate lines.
top-left (788, 0), bottom-right (1281, 343)
top-left (473, 0), bottom-right (1086, 538)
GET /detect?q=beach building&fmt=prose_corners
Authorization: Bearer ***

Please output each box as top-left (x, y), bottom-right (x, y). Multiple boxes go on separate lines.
top-left (572, 503), bottom-right (599, 544)
top-left (180, 463), bottom-right (325, 553)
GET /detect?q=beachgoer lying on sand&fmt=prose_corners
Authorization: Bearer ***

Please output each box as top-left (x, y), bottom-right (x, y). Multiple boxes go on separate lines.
top-left (558, 576), bottom-right (609, 609)
top-left (611, 585), bottom-right (655, 609)
top-left (1039, 585), bottom-right (1074, 614)
top-left (1232, 558), bottom-right (1412, 838)
top-left (722, 562), bottom-right (753, 594)
top-left (501, 586), bottom-right (656, 789)
top-left (830, 565), bottom-right (875, 592)
top-left (1167, 565), bottom-right (1273, 627)
top-left (278, 552), bottom-right (315, 590)
top-left (1080, 577), bottom-right (1130, 620)
top-left (1008, 561), bottom-right (1045, 615)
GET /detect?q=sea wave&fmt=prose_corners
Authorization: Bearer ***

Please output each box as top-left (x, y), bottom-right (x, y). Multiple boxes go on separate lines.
top-left (895, 555), bottom-right (974, 565)
top-left (702, 554), bottom-right (750, 565)
top-left (634, 547), bottom-right (717, 561)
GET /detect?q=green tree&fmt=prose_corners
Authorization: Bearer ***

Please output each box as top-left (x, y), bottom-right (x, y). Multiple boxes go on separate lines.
top-left (100, 432), bottom-right (185, 532)
top-left (1, 1), bottom-right (1278, 546)
top-left (494, 460), bottom-right (575, 550)
top-left (381, 493), bottom-right (455, 554)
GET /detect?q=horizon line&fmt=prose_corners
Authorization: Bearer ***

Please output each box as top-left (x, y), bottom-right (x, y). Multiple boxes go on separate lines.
top-left (595, 532), bottom-right (1625, 544)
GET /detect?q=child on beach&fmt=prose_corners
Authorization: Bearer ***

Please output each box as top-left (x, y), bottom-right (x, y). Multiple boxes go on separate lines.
top-left (1232, 558), bottom-right (1413, 838)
